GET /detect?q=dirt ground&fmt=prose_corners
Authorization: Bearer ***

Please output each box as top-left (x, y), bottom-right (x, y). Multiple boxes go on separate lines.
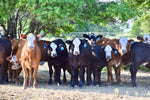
top-left (0, 63), bottom-right (150, 100)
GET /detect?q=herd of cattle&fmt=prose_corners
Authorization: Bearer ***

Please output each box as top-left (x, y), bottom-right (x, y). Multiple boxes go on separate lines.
top-left (0, 33), bottom-right (150, 89)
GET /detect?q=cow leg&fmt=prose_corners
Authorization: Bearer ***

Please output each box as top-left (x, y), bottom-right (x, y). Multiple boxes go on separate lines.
top-left (79, 67), bottom-right (84, 87)
top-left (71, 69), bottom-right (75, 88)
top-left (62, 63), bottom-right (67, 83)
top-left (22, 64), bottom-right (28, 89)
top-left (93, 66), bottom-right (97, 86)
top-left (106, 65), bottom-right (112, 85)
top-left (15, 68), bottom-right (22, 85)
top-left (87, 67), bottom-right (92, 86)
top-left (74, 69), bottom-right (79, 86)
top-left (114, 66), bottom-right (122, 85)
top-left (48, 62), bottom-right (53, 85)
top-left (8, 63), bottom-right (12, 82)
top-left (54, 65), bottom-right (61, 85)
top-left (33, 67), bottom-right (38, 88)
top-left (130, 64), bottom-right (137, 87)
top-left (2, 61), bottom-right (9, 84)
top-left (97, 68), bottom-right (102, 87)
top-left (28, 69), bottom-right (32, 86)
top-left (82, 67), bottom-right (85, 83)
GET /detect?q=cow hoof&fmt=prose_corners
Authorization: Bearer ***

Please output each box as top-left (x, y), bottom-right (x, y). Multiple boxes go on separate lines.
top-left (23, 86), bottom-right (27, 90)
top-left (106, 82), bottom-right (111, 86)
top-left (133, 85), bottom-right (137, 88)
top-left (70, 86), bottom-right (74, 89)
top-left (119, 82), bottom-right (123, 86)
top-left (79, 87), bottom-right (83, 89)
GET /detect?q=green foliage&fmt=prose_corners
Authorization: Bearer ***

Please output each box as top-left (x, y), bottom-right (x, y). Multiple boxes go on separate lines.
top-left (0, 0), bottom-right (141, 37)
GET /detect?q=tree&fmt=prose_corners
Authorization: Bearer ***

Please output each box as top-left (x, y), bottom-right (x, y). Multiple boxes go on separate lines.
top-left (0, 0), bottom-right (138, 39)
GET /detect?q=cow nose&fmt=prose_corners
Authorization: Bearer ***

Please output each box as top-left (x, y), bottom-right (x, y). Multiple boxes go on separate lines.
top-left (106, 56), bottom-right (111, 61)
top-left (122, 49), bottom-right (127, 54)
top-left (74, 51), bottom-right (79, 55)
top-left (29, 46), bottom-right (34, 50)
top-left (92, 42), bottom-right (96, 45)
top-left (52, 53), bottom-right (57, 57)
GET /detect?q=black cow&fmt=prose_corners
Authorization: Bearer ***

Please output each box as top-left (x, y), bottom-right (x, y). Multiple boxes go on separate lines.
top-left (66, 37), bottom-right (116, 87)
top-left (0, 37), bottom-right (11, 84)
top-left (44, 39), bottom-right (68, 85)
top-left (83, 33), bottom-right (102, 46)
top-left (130, 42), bottom-right (150, 87)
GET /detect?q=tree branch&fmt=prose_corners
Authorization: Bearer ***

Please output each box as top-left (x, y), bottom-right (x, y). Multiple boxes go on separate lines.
top-left (0, 24), bottom-right (7, 33)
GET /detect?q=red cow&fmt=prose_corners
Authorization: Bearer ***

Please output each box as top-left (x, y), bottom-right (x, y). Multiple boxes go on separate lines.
top-left (19, 33), bottom-right (41, 89)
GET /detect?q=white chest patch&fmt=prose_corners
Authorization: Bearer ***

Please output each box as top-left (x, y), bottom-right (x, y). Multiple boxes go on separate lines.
top-left (142, 62), bottom-right (149, 66)
top-left (72, 38), bottom-right (81, 55)
top-left (104, 45), bottom-right (112, 60)
top-left (116, 62), bottom-right (120, 67)
top-left (27, 33), bottom-right (35, 48)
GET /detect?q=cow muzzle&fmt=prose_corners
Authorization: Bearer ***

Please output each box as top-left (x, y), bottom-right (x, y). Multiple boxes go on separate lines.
top-left (28, 46), bottom-right (34, 51)
top-left (122, 49), bottom-right (127, 54)
top-left (74, 51), bottom-right (79, 55)
top-left (106, 56), bottom-right (111, 61)
top-left (51, 53), bottom-right (57, 57)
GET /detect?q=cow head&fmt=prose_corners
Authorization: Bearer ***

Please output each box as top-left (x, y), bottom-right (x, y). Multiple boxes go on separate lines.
top-left (104, 45), bottom-right (118, 61)
top-left (83, 33), bottom-right (102, 46)
top-left (118, 36), bottom-right (128, 56)
top-left (6, 55), bottom-right (21, 70)
top-left (66, 38), bottom-right (87, 56)
top-left (47, 42), bottom-right (65, 57)
top-left (20, 33), bottom-right (42, 51)
top-left (137, 34), bottom-right (150, 44)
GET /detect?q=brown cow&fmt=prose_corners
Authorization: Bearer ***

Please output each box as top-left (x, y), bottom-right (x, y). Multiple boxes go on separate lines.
top-left (7, 39), bottom-right (24, 83)
top-left (19, 33), bottom-right (41, 89)
top-left (7, 39), bottom-right (52, 85)
top-left (96, 36), bottom-right (133, 85)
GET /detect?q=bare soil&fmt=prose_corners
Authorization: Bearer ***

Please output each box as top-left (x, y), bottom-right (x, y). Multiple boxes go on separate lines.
top-left (0, 63), bottom-right (150, 100)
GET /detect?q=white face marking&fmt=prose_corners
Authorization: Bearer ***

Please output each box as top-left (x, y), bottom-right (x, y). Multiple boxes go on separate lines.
top-left (27, 33), bottom-right (35, 49)
top-left (119, 37), bottom-right (128, 55)
top-left (50, 42), bottom-right (57, 57)
top-left (72, 38), bottom-right (81, 55)
top-left (143, 34), bottom-right (150, 44)
top-left (11, 55), bottom-right (20, 70)
top-left (104, 45), bottom-right (112, 61)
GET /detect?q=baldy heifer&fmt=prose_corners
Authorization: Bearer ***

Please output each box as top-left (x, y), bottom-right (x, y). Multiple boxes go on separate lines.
top-left (19, 33), bottom-right (41, 89)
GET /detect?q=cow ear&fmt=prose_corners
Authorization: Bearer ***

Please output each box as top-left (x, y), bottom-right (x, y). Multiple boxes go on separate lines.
top-left (83, 34), bottom-right (89, 39)
top-left (112, 48), bottom-right (118, 55)
top-left (42, 43), bottom-right (48, 49)
top-left (96, 35), bottom-right (103, 42)
top-left (36, 34), bottom-right (42, 41)
top-left (6, 56), bottom-right (12, 61)
top-left (59, 44), bottom-right (65, 51)
top-left (137, 36), bottom-right (143, 41)
top-left (66, 40), bottom-right (72, 44)
top-left (20, 33), bottom-right (27, 40)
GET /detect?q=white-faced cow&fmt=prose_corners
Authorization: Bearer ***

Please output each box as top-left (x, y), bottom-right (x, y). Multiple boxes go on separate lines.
top-left (19, 33), bottom-right (41, 89)
top-left (43, 39), bottom-right (68, 85)
top-left (137, 34), bottom-right (150, 44)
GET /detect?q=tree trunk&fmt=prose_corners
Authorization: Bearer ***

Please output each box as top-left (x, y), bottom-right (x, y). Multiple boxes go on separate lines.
top-left (7, 16), bottom-right (17, 40)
